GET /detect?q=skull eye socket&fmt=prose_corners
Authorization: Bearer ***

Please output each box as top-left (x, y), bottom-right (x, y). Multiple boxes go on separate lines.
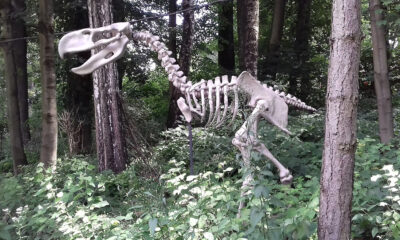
top-left (105, 52), bottom-right (114, 59)
top-left (92, 29), bottom-right (119, 42)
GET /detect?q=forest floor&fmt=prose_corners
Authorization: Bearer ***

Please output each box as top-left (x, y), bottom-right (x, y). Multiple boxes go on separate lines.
top-left (0, 97), bottom-right (399, 239)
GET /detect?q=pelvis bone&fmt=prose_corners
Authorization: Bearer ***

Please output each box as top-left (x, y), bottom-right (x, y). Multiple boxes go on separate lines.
top-left (58, 22), bottom-right (132, 75)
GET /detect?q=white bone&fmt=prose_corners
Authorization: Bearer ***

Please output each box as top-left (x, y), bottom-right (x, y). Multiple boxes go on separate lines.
top-left (228, 76), bottom-right (239, 126)
top-left (72, 36), bottom-right (129, 75)
top-left (58, 22), bottom-right (132, 75)
top-left (211, 76), bottom-right (221, 126)
top-left (216, 75), bottom-right (229, 127)
top-left (205, 80), bottom-right (214, 127)
top-left (58, 22), bottom-right (131, 58)
top-left (237, 72), bottom-right (290, 134)
top-left (200, 80), bottom-right (207, 122)
top-left (177, 97), bottom-right (192, 123)
top-left (192, 92), bottom-right (201, 112)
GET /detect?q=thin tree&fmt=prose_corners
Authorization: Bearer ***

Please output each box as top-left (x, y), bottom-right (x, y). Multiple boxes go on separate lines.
top-left (13, 0), bottom-right (30, 144)
top-left (179, 0), bottom-right (194, 76)
top-left (166, 0), bottom-right (180, 128)
top-left (218, 0), bottom-right (235, 75)
top-left (369, 0), bottom-right (394, 143)
top-left (167, 0), bottom-right (194, 127)
top-left (238, 0), bottom-right (259, 77)
top-left (237, 0), bottom-right (245, 71)
top-left (39, 0), bottom-right (58, 168)
top-left (288, 0), bottom-right (312, 99)
top-left (88, 0), bottom-right (127, 173)
top-left (266, 0), bottom-right (286, 80)
top-left (318, 0), bottom-right (362, 238)
top-left (0, 0), bottom-right (28, 174)
top-left (55, 0), bottom-right (93, 154)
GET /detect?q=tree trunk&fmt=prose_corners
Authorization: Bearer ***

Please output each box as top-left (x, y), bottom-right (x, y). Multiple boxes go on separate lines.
top-left (61, 4), bottom-right (93, 154)
top-left (12, 0), bottom-right (30, 145)
top-left (243, 0), bottom-right (259, 77)
top-left (167, 0), bottom-right (194, 127)
top-left (39, 0), bottom-right (58, 168)
top-left (288, 0), bottom-right (312, 99)
top-left (179, 0), bottom-right (194, 76)
top-left (88, 0), bottom-right (127, 173)
top-left (266, 0), bottom-right (286, 80)
top-left (0, 0), bottom-right (28, 174)
top-left (369, 0), bottom-right (394, 144)
top-left (218, 0), bottom-right (235, 75)
top-left (237, 0), bottom-right (245, 71)
top-left (168, 0), bottom-right (177, 60)
top-left (318, 0), bottom-right (361, 238)
top-left (166, 0), bottom-right (180, 128)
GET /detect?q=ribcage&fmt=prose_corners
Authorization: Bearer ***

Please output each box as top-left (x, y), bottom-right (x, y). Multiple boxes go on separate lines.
top-left (132, 30), bottom-right (315, 128)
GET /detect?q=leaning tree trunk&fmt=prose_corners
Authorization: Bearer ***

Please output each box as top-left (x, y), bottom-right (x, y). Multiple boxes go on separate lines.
top-left (288, 0), bottom-right (312, 98)
top-left (168, 0), bottom-right (177, 59)
top-left (12, 0), bottom-right (30, 145)
top-left (266, 0), bottom-right (286, 80)
top-left (39, 0), bottom-right (58, 168)
top-left (218, 0), bottom-right (235, 75)
top-left (179, 0), bottom-right (194, 77)
top-left (237, 0), bottom-right (246, 71)
top-left (166, 0), bottom-right (180, 128)
top-left (60, 3), bottom-right (93, 155)
top-left (318, 0), bottom-right (362, 238)
top-left (0, 0), bottom-right (28, 174)
top-left (369, 0), bottom-right (394, 144)
top-left (88, 0), bottom-right (127, 173)
top-left (243, 0), bottom-right (259, 77)
top-left (167, 0), bottom-right (194, 127)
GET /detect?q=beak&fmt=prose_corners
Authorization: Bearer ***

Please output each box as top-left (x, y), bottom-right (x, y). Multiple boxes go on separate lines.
top-left (58, 22), bottom-right (131, 75)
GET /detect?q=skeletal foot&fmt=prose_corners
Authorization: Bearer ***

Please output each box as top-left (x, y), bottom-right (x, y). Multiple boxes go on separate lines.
top-left (279, 169), bottom-right (293, 185)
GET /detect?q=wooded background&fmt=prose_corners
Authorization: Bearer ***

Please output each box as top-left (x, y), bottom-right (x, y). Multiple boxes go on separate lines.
top-left (0, 0), bottom-right (399, 239)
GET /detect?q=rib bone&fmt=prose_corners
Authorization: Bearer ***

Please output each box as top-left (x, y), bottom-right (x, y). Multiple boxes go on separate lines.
top-left (216, 75), bottom-right (229, 127)
top-left (205, 80), bottom-right (215, 127)
top-left (211, 77), bottom-right (221, 126)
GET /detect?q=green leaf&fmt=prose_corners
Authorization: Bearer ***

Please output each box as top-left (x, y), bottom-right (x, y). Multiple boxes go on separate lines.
top-left (267, 228), bottom-right (282, 240)
top-left (203, 232), bottom-right (214, 240)
top-left (250, 208), bottom-right (264, 227)
top-left (254, 185), bottom-right (269, 198)
top-left (90, 200), bottom-right (109, 209)
top-left (189, 217), bottom-right (198, 227)
top-left (149, 218), bottom-right (158, 236)
top-left (372, 227), bottom-right (379, 237)
top-left (198, 215), bottom-right (207, 228)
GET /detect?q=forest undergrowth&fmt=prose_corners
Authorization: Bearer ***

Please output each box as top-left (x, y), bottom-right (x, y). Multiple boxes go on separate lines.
top-left (0, 97), bottom-right (399, 240)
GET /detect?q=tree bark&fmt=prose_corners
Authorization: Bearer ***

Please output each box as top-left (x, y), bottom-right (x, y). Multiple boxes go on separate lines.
top-left (88, 0), bottom-right (127, 173)
top-left (59, 3), bottom-right (93, 154)
top-left (179, 0), bottom-right (194, 76)
top-left (266, 0), bottom-right (286, 80)
top-left (0, 0), bottom-right (28, 174)
top-left (243, 0), bottom-right (259, 77)
top-left (369, 0), bottom-right (394, 144)
top-left (39, 0), bottom-right (58, 168)
top-left (237, 0), bottom-right (245, 72)
top-left (318, 0), bottom-right (362, 238)
top-left (166, 0), bottom-right (180, 128)
top-left (288, 0), bottom-right (312, 99)
top-left (167, 0), bottom-right (194, 127)
top-left (168, 0), bottom-right (177, 60)
top-left (218, 0), bottom-right (235, 75)
top-left (12, 0), bottom-right (30, 145)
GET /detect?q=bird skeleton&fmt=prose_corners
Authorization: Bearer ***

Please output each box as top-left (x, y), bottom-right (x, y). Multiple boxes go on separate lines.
top-left (58, 22), bottom-right (316, 192)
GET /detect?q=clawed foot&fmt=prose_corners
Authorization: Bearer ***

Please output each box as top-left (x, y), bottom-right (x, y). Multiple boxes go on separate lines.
top-left (279, 169), bottom-right (293, 185)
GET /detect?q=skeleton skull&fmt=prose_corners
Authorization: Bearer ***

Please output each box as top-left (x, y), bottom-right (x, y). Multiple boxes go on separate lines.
top-left (58, 22), bottom-right (132, 75)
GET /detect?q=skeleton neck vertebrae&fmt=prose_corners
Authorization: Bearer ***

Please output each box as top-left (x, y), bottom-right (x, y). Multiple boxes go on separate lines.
top-left (58, 22), bottom-right (316, 185)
